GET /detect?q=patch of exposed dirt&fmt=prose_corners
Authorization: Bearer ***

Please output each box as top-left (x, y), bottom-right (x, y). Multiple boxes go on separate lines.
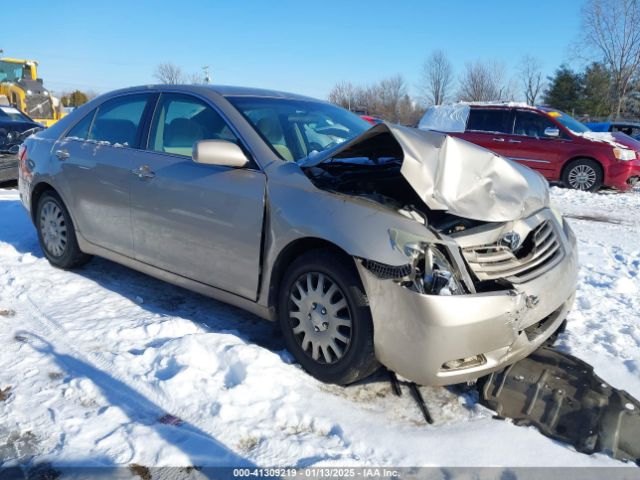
top-left (0, 386), bottom-right (11, 401)
top-left (128, 464), bottom-right (151, 480)
top-left (0, 430), bottom-right (39, 463)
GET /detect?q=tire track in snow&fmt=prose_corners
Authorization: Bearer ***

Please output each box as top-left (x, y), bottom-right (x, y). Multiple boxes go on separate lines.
top-left (16, 294), bottom-right (255, 464)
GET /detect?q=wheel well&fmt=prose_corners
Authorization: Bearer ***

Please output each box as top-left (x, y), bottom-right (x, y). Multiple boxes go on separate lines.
top-left (30, 182), bottom-right (56, 223)
top-left (267, 237), bottom-right (354, 312)
top-left (561, 157), bottom-right (603, 180)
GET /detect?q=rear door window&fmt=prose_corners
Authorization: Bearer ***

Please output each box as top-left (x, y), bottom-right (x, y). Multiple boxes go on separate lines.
top-left (88, 94), bottom-right (151, 147)
top-left (514, 111), bottom-right (561, 138)
top-left (466, 109), bottom-right (513, 134)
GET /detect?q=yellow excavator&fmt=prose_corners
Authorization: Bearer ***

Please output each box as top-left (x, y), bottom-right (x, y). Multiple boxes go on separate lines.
top-left (0, 57), bottom-right (65, 127)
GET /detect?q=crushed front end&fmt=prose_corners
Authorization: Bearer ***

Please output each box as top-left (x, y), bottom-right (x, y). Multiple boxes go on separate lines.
top-left (357, 208), bottom-right (577, 386)
top-left (301, 123), bottom-right (579, 386)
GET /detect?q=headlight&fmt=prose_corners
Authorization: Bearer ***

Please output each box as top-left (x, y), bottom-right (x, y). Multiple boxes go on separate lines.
top-left (613, 147), bottom-right (636, 161)
top-left (388, 229), bottom-right (463, 295)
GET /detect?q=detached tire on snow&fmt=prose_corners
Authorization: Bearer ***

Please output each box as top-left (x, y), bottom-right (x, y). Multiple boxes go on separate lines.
top-left (36, 191), bottom-right (92, 269)
top-left (278, 249), bottom-right (380, 385)
top-left (562, 158), bottom-right (603, 192)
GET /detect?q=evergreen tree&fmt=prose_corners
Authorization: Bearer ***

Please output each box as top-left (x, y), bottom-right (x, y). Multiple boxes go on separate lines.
top-left (542, 65), bottom-right (583, 113)
top-left (581, 63), bottom-right (612, 118)
top-left (61, 90), bottom-right (89, 108)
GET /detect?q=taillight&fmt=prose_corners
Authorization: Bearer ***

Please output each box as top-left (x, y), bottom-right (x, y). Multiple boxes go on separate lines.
top-left (18, 144), bottom-right (27, 163)
top-left (18, 144), bottom-right (29, 178)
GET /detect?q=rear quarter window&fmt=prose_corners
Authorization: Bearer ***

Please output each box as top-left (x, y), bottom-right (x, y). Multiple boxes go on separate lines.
top-left (87, 94), bottom-right (151, 147)
top-left (467, 109), bottom-right (513, 134)
top-left (66, 110), bottom-right (96, 140)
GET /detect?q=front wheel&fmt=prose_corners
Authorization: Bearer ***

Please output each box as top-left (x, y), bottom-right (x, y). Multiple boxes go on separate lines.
top-left (562, 159), bottom-right (603, 192)
top-left (278, 249), bottom-right (380, 384)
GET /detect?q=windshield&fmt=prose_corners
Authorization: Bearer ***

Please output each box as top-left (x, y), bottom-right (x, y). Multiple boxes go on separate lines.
top-left (0, 105), bottom-right (31, 122)
top-left (0, 60), bottom-right (25, 83)
top-left (228, 96), bottom-right (371, 162)
top-left (545, 109), bottom-right (591, 134)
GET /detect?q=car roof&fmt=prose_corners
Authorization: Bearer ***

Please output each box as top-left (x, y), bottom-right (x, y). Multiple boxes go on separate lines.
top-left (102, 84), bottom-right (321, 102)
top-left (462, 102), bottom-right (556, 113)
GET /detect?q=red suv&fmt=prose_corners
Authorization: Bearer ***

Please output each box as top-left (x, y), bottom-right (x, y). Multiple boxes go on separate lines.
top-left (424, 104), bottom-right (640, 192)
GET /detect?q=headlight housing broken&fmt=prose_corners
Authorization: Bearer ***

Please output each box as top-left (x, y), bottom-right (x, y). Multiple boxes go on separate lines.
top-left (404, 242), bottom-right (463, 295)
top-left (369, 229), bottom-right (465, 296)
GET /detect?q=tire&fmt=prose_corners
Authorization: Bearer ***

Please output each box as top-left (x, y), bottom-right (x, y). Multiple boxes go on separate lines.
top-left (36, 191), bottom-right (92, 269)
top-left (562, 158), bottom-right (603, 192)
top-left (278, 249), bottom-right (380, 384)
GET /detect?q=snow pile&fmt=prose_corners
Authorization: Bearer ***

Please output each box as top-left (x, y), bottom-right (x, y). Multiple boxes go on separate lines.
top-left (0, 186), bottom-right (638, 470)
top-left (461, 101), bottom-right (532, 108)
top-left (574, 131), bottom-right (628, 148)
top-left (418, 104), bottom-right (469, 132)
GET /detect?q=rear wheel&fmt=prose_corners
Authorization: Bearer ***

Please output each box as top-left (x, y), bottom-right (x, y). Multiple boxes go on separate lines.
top-left (278, 249), bottom-right (379, 384)
top-left (36, 192), bottom-right (91, 269)
top-left (562, 159), bottom-right (603, 192)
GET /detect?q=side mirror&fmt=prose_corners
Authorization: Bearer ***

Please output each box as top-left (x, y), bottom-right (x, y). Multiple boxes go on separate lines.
top-left (192, 140), bottom-right (250, 168)
top-left (544, 127), bottom-right (560, 138)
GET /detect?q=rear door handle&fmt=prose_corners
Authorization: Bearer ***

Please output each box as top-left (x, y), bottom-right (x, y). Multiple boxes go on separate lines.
top-left (492, 137), bottom-right (505, 142)
top-left (55, 149), bottom-right (70, 160)
top-left (132, 165), bottom-right (155, 179)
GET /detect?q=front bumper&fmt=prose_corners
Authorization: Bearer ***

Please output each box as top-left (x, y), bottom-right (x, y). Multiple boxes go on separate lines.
top-left (0, 153), bottom-right (18, 183)
top-left (357, 216), bottom-right (578, 386)
top-left (604, 159), bottom-right (640, 190)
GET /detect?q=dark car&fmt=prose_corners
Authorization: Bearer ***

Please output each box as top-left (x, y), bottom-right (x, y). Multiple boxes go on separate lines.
top-left (0, 104), bottom-right (42, 183)
top-left (420, 103), bottom-right (640, 192)
top-left (585, 121), bottom-right (640, 141)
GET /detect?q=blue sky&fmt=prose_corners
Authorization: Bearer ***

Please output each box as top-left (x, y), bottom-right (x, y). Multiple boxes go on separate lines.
top-left (3, 0), bottom-right (586, 100)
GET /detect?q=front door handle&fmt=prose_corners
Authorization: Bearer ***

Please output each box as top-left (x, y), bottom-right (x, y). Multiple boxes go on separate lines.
top-left (492, 137), bottom-right (505, 142)
top-left (131, 165), bottom-right (155, 179)
top-left (508, 139), bottom-right (522, 144)
top-left (55, 149), bottom-right (70, 160)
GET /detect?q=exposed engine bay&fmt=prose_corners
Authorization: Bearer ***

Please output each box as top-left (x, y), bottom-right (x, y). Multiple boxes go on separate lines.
top-left (300, 124), bottom-right (555, 298)
top-left (301, 127), bottom-right (486, 234)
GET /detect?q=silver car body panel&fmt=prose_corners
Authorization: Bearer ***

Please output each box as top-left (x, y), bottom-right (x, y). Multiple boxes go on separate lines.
top-left (357, 212), bottom-right (578, 385)
top-left (18, 85), bottom-right (578, 386)
top-left (304, 123), bottom-right (549, 223)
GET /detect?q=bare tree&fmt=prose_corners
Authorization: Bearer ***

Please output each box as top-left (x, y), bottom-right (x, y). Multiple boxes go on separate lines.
top-left (154, 62), bottom-right (185, 84)
top-left (328, 76), bottom-right (424, 125)
top-left (457, 61), bottom-right (510, 102)
top-left (187, 72), bottom-right (204, 85)
top-left (519, 55), bottom-right (544, 105)
top-left (582, 0), bottom-right (640, 118)
top-left (328, 81), bottom-right (357, 110)
top-left (376, 75), bottom-right (408, 121)
top-left (419, 50), bottom-right (453, 106)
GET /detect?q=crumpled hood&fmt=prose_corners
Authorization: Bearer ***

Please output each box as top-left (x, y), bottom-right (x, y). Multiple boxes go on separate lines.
top-left (303, 123), bottom-right (549, 222)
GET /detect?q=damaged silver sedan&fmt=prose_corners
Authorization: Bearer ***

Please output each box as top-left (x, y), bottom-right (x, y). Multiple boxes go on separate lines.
top-left (18, 85), bottom-right (578, 386)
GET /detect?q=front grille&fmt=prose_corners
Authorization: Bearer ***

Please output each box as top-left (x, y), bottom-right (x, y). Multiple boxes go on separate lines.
top-left (24, 94), bottom-right (54, 119)
top-left (462, 220), bottom-right (564, 283)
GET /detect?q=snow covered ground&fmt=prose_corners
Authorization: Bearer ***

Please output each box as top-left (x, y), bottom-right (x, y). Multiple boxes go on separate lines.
top-left (0, 185), bottom-right (639, 472)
